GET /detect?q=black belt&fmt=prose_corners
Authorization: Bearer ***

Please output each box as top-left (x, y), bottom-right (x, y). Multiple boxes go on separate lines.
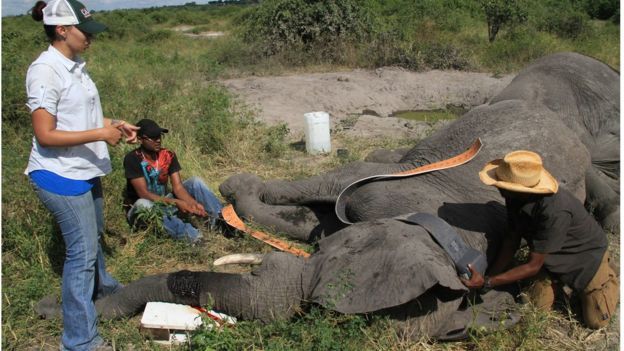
top-left (401, 213), bottom-right (487, 279)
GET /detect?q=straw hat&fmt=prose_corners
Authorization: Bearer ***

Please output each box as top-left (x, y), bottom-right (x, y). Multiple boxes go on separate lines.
top-left (479, 150), bottom-right (558, 194)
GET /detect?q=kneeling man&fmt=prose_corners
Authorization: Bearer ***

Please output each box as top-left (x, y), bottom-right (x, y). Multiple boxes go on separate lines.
top-left (462, 150), bottom-right (618, 329)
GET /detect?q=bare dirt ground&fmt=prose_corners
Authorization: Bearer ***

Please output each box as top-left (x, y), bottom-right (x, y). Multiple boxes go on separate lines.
top-left (171, 25), bottom-right (225, 38)
top-left (221, 68), bottom-right (514, 140)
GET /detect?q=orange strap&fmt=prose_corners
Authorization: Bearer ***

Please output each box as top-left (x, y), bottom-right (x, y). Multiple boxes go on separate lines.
top-left (221, 205), bottom-right (311, 258)
top-left (335, 138), bottom-right (482, 224)
top-left (393, 138), bottom-right (482, 176)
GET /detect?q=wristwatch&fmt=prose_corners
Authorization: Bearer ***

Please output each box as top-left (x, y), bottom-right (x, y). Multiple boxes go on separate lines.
top-left (481, 276), bottom-right (492, 293)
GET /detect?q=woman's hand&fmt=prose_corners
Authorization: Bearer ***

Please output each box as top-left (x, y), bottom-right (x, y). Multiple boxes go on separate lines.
top-left (110, 119), bottom-right (139, 144)
top-left (116, 121), bottom-right (140, 144)
top-left (100, 125), bottom-right (123, 146)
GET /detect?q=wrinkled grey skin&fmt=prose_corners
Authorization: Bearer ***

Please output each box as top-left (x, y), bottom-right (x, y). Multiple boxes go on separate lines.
top-left (95, 53), bottom-right (618, 338)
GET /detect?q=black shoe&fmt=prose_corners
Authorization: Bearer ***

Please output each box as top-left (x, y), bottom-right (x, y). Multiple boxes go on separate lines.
top-left (214, 218), bottom-right (237, 238)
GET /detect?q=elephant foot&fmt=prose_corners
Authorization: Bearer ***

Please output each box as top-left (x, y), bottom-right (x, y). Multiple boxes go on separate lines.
top-left (219, 173), bottom-right (265, 204)
top-left (601, 208), bottom-right (620, 234)
top-left (36, 294), bottom-right (62, 320)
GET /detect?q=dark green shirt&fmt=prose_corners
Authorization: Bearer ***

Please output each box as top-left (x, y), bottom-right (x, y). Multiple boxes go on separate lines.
top-left (506, 188), bottom-right (607, 291)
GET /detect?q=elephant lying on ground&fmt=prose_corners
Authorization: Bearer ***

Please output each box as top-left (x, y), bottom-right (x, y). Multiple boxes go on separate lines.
top-left (219, 52), bottom-right (619, 239)
top-left (94, 53), bottom-right (618, 338)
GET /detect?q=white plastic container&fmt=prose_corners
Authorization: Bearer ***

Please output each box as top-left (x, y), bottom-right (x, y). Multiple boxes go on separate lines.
top-left (304, 111), bottom-right (331, 154)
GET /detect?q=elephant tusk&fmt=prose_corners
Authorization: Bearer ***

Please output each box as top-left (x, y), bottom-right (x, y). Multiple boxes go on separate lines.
top-left (213, 253), bottom-right (265, 266)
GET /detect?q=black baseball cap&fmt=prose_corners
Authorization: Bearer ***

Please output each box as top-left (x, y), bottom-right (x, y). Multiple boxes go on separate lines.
top-left (136, 119), bottom-right (169, 138)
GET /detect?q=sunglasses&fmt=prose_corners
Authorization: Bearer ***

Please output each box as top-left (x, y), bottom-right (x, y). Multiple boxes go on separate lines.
top-left (141, 134), bottom-right (163, 142)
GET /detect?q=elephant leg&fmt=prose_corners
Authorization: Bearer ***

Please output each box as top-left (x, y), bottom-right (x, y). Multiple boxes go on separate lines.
top-left (219, 162), bottom-right (411, 241)
top-left (585, 167), bottom-right (619, 232)
top-left (94, 271), bottom-right (258, 321)
top-left (344, 175), bottom-right (449, 223)
top-left (220, 162), bottom-right (411, 207)
top-left (364, 147), bottom-right (412, 163)
top-left (95, 273), bottom-right (197, 320)
top-left (219, 173), bottom-right (343, 241)
top-left (96, 254), bottom-right (307, 324)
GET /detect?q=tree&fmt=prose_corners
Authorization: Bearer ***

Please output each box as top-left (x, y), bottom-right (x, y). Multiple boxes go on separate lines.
top-left (480, 0), bottom-right (528, 42)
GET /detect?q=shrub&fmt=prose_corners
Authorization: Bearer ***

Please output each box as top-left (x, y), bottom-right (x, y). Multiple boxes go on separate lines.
top-left (192, 86), bottom-right (237, 154)
top-left (263, 123), bottom-right (290, 158)
top-left (479, 0), bottom-right (528, 42)
top-left (583, 0), bottom-right (619, 20)
top-left (362, 30), bottom-right (413, 69)
top-left (240, 0), bottom-right (372, 59)
top-left (96, 11), bottom-right (151, 40)
top-left (148, 11), bottom-right (169, 24)
top-left (137, 29), bottom-right (173, 43)
top-left (2, 19), bottom-right (46, 127)
top-left (420, 42), bottom-right (471, 70)
top-left (526, 1), bottom-right (591, 39)
top-left (132, 204), bottom-right (167, 236)
top-left (540, 7), bottom-right (590, 39)
top-left (361, 29), bottom-right (471, 71)
top-left (211, 36), bottom-right (260, 67)
top-left (482, 28), bottom-right (558, 71)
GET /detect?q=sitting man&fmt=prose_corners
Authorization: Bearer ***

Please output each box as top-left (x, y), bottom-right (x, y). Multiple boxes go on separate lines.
top-left (462, 150), bottom-right (618, 329)
top-left (123, 119), bottom-right (223, 242)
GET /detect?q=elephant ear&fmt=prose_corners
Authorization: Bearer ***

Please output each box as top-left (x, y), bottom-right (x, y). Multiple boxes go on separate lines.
top-left (304, 219), bottom-right (467, 314)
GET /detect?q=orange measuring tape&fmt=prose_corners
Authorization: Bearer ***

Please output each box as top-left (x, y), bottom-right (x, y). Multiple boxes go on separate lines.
top-left (335, 138), bottom-right (482, 224)
top-left (221, 138), bottom-right (482, 255)
top-left (221, 205), bottom-right (311, 258)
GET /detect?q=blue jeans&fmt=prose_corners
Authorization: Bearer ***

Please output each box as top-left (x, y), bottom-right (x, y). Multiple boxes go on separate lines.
top-left (32, 178), bottom-right (121, 351)
top-left (127, 177), bottom-right (223, 242)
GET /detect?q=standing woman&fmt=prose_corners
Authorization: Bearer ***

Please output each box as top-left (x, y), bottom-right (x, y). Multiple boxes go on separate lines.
top-left (27, 1), bottom-right (138, 350)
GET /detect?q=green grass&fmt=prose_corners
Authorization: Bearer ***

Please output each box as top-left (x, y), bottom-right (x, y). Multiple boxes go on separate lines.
top-left (2, 2), bottom-right (620, 350)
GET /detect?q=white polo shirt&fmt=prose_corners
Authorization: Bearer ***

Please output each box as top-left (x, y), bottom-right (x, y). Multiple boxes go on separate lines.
top-left (25, 45), bottom-right (111, 180)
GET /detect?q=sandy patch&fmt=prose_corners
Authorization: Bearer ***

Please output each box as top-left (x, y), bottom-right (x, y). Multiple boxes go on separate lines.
top-left (171, 25), bottom-right (225, 38)
top-left (221, 68), bottom-right (514, 139)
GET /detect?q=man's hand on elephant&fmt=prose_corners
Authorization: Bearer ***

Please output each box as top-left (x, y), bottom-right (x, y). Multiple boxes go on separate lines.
top-left (460, 264), bottom-right (485, 289)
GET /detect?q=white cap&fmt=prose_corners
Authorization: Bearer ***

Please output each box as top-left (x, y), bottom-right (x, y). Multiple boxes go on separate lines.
top-left (42, 0), bottom-right (107, 34)
top-left (43, 0), bottom-right (79, 26)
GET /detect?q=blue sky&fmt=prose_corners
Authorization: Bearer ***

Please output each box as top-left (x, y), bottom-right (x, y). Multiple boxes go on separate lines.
top-left (2, 0), bottom-right (217, 17)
